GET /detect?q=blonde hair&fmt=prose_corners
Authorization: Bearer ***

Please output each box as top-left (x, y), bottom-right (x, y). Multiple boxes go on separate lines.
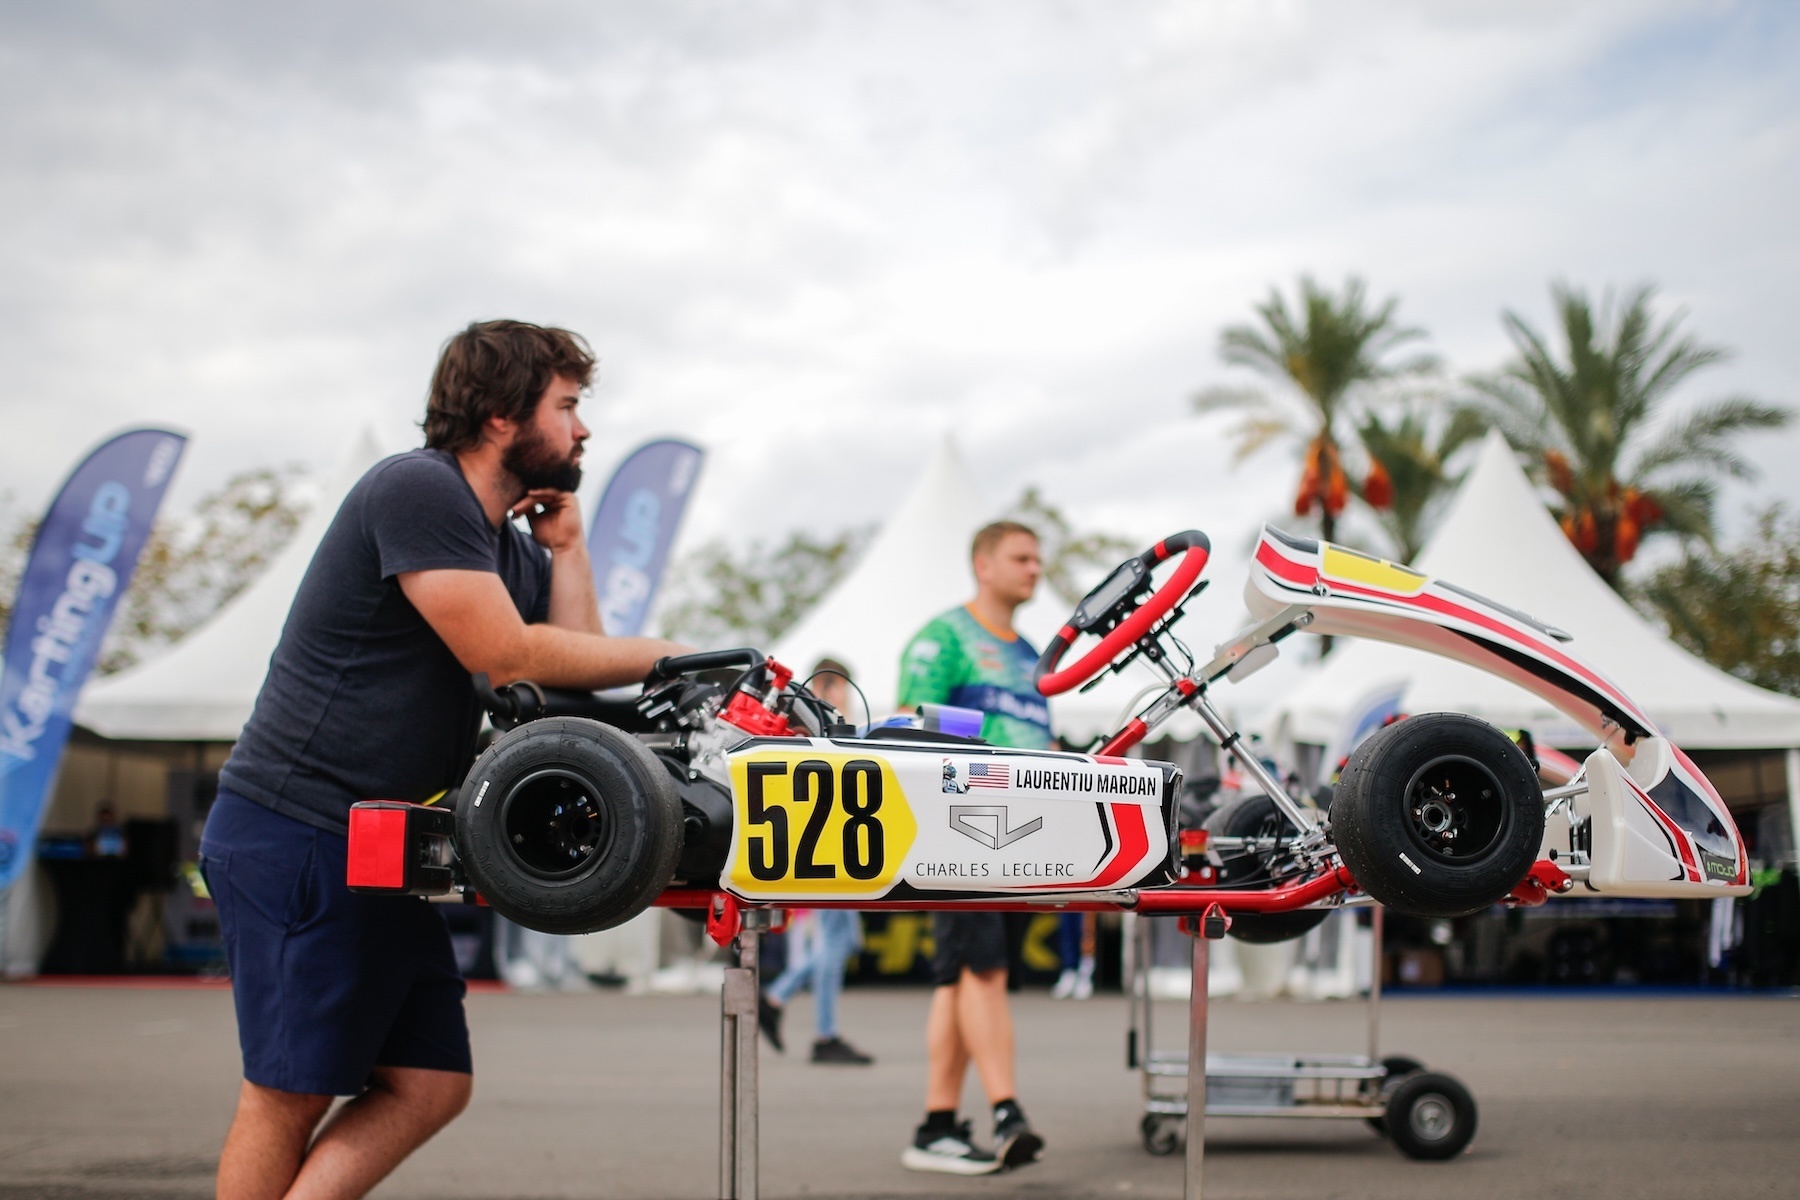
top-left (971, 520), bottom-right (1037, 562)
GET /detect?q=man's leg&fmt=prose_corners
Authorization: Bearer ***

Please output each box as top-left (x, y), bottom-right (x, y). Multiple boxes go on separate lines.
top-left (953, 967), bottom-right (1017, 1105)
top-left (283, 1066), bottom-right (472, 1200)
top-left (906, 919), bottom-right (1002, 1174)
top-left (954, 965), bottom-right (1043, 1168)
top-left (924, 982), bottom-right (971, 1111)
top-left (766, 915), bottom-right (820, 1006)
top-left (812, 910), bottom-right (855, 1040)
top-left (216, 1081), bottom-right (333, 1200)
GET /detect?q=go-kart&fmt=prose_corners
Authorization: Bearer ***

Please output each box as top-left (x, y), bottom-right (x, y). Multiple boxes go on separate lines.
top-left (347, 525), bottom-right (1751, 940)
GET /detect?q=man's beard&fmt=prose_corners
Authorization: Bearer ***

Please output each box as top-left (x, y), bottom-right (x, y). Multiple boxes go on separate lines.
top-left (502, 425), bottom-right (583, 492)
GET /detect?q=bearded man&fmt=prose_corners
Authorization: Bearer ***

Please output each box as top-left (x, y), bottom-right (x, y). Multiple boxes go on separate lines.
top-left (201, 320), bottom-right (686, 1200)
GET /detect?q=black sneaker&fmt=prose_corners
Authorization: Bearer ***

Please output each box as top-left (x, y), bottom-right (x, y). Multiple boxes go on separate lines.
top-left (757, 993), bottom-right (784, 1053)
top-left (994, 1110), bottom-right (1044, 1170)
top-left (902, 1119), bottom-right (1001, 1175)
top-left (811, 1036), bottom-right (874, 1065)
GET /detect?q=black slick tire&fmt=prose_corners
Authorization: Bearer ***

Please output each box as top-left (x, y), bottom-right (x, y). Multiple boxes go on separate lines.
top-left (1330, 714), bottom-right (1543, 918)
top-left (1203, 795), bottom-right (1329, 944)
top-left (1383, 1071), bottom-right (1477, 1160)
top-left (455, 717), bottom-right (682, 934)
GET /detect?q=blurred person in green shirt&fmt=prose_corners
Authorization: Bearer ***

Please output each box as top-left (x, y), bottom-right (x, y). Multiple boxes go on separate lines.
top-left (897, 521), bottom-right (1047, 1176)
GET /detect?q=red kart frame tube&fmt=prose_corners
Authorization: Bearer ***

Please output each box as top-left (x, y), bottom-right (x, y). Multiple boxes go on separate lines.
top-left (653, 863), bottom-right (1357, 918)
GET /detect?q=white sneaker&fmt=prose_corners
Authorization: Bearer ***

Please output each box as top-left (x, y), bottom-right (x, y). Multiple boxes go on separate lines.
top-left (1050, 969), bottom-right (1078, 999)
top-left (501, 959), bottom-right (544, 991)
top-left (1072, 971), bottom-right (1094, 1000)
top-left (903, 1120), bottom-right (1002, 1175)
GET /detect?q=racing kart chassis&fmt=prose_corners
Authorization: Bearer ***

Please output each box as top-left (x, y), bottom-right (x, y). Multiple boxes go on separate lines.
top-left (349, 525), bottom-right (1748, 938)
top-left (344, 524), bottom-right (1753, 1197)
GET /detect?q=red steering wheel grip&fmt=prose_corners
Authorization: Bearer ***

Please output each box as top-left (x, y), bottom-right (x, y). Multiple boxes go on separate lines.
top-left (1035, 530), bottom-right (1210, 696)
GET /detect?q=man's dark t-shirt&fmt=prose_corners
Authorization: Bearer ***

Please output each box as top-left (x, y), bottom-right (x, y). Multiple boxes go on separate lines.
top-left (221, 449), bottom-right (550, 834)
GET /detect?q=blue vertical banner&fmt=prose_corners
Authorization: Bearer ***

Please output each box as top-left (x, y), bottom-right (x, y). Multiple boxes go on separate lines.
top-left (0, 429), bottom-right (186, 886)
top-left (587, 439), bottom-right (704, 637)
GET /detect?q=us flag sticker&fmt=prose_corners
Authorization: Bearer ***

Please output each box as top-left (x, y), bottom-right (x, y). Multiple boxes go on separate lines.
top-left (967, 762), bottom-right (1010, 789)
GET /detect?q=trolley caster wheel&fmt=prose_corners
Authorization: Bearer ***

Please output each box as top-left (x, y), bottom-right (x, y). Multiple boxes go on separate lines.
top-left (1365, 1055), bottom-right (1427, 1136)
top-left (1140, 1114), bottom-right (1181, 1156)
top-left (1384, 1072), bottom-right (1477, 1160)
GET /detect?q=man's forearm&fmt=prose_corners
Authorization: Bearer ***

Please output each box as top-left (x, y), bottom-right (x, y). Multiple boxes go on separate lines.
top-left (546, 542), bottom-right (603, 634)
top-left (499, 625), bottom-right (685, 690)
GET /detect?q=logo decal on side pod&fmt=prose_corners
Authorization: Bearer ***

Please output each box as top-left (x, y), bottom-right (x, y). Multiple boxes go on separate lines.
top-left (949, 805), bottom-right (1043, 850)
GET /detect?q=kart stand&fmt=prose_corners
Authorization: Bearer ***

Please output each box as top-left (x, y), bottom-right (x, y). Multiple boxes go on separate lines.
top-left (1182, 906), bottom-right (1228, 1199)
top-left (1130, 906), bottom-right (1477, 1164)
top-left (717, 907), bottom-right (778, 1200)
top-left (700, 897), bottom-right (1476, 1197)
top-left (704, 900), bottom-right (1230, 1200)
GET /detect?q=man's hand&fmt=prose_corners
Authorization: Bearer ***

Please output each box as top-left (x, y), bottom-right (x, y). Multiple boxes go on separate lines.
top-left (397, 568), bottom-right (688, 689)
top-left (511, 489), bottom-right (584, 554)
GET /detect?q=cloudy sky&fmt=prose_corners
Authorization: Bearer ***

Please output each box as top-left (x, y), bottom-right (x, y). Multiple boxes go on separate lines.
top-left (2, 0), bottom-right (1796, 578)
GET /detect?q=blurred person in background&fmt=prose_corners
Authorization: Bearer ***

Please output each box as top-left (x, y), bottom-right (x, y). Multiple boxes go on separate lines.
top-left (895, 522), bottom-right (1048, 1175)
top-left (1051, 913), bottom-right (1096, 1000)
top-left (757, 657), bottom-right (876, 1065)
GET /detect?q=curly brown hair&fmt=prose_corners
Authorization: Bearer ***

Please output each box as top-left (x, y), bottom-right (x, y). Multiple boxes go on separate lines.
top-left (422, 320), bottom-right (596, 453)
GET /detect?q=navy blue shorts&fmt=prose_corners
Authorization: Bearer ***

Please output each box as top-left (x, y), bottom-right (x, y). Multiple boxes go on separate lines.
top-left (200, 790), bottom-right (472, 1096)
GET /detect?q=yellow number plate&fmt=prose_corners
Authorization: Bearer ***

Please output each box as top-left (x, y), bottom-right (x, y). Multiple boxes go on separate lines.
top-left (726, 750), bottom-right (918, 899)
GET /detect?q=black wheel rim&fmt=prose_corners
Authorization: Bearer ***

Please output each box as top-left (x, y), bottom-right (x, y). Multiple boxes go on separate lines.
top-left (499, 768), bottom-right (617, 880)
top-left (1400, 754), bottom-right (1509, 866)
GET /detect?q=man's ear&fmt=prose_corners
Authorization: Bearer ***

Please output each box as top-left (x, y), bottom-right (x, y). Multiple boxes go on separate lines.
top-left (482, 411), bottom-right (517, 448)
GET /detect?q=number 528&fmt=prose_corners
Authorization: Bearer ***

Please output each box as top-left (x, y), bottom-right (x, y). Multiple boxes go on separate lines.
top-left (729, 755), bottom-right (915, 893)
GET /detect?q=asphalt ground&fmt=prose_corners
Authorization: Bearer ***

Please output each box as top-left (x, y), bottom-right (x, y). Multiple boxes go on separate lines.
top-left (1, 980), bottom-right (1796, 1199)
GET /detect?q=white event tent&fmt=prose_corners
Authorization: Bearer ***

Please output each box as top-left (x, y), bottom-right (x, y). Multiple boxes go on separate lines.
top-left (74, 430), bottom-right (387, 742)
top-left (1253, 433), bottom-right (1800, 825)
top-left (77, 430), bottom-right (1180, 748)
top-left (772, 435), bottom-right (1196, 745)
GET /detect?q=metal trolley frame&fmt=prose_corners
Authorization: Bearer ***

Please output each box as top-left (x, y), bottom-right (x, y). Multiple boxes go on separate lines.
top-left (1127, 905), bottom-right (1477, 1161)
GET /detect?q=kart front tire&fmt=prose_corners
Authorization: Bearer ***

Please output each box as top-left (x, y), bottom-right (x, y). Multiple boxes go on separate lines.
top-left (1330, 714), bottom-right (1543, 919)
top-left (455, 717), bottom-right (682, 935)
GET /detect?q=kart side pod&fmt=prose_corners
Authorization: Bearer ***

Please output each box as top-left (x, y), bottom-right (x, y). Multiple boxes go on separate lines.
top-left (1577, 739), bottom-right (1750, 897)
top-left (717, 737), bottom-right (1183, 905)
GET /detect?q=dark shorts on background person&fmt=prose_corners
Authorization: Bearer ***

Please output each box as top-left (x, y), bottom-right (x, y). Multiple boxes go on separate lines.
top-left (929, 912), bottom-right (1009, 986)
top-left (200, 790), bottom-right (472, 1096)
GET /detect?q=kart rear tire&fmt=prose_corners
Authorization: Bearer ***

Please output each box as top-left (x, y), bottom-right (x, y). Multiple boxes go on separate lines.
top-left (1383, 1072), bottom-right (1477, 1160)
top-left (1203, 795), bottom-right (1330, 944)
top-left (455, 717), bottom-right (682, 935)
top-left (1331, 714), bottom-right (1542, 919)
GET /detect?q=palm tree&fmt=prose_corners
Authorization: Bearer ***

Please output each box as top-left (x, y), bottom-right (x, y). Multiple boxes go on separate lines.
top-left (1354, 405), bottom-right (1487, 564)
top-left (1469, 283), bottom-right (1790, 588)
top-left (1194, 276), bottom-right (1438, 546)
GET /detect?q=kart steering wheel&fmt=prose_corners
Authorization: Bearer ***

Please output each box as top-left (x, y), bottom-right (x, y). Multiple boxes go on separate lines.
top-left (1035, 530), bottom-right (1210, 696)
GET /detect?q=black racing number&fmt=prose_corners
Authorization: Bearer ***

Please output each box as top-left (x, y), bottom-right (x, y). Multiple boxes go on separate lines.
top-left (792, 760), bottom-right (836, 879)
top-left (746, 762), bottom-right (790, 881)
top-left (841, 759), bottom-right (885, 881)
